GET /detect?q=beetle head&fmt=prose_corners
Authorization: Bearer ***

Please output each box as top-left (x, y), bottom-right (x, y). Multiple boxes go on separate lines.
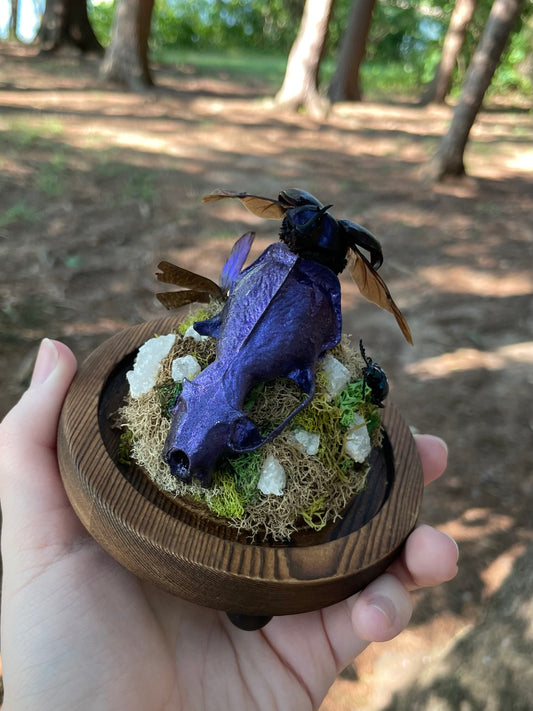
top-left (280, 204), bottom-right (351, 274)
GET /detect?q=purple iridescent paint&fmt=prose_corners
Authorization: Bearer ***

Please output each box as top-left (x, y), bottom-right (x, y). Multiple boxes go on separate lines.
top-left (163, 242), bottom-right (341, 486)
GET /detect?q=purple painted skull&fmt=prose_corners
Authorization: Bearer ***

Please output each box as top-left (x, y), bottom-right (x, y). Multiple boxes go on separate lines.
top-left (163, 242), bottom-right (342, 486)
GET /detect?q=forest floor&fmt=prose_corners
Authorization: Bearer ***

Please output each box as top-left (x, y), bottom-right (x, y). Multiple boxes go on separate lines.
top-left (1, 44), bottom-right (532, 709)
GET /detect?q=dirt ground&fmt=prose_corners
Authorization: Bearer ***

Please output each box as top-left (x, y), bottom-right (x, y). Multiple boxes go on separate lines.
top-left (1, 44), bottom-right (532, 709)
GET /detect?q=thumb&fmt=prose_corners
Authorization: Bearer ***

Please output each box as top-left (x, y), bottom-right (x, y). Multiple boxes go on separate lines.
top-left (0, 338), bottom-right (78, 520)
top-left (7, 338), bottom-right (77, 450)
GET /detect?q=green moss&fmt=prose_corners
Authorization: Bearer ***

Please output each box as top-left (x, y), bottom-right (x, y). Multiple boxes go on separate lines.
top-left (118, 428), bottom-right (134, 465)
top-left (207, 473), bottom-right (245, 518)
top-left (178, 308), bottom-right (212, 335)
top-left (358, 401), bottom-right (382, 439)
top-left (336, 380), bottom-right (382, 440)
top-left (196, 450), bottom-right (264, 520)
top-left (293, 392), bottom-right (349, 479)
top-left (226, 449), bottom-right (263, 503)
top-left (336, 380), bottom-right (365, 427)
top-left (294, 390), bottom-right (339, 434)
top-left (157, 380), bottom-right (182, 418)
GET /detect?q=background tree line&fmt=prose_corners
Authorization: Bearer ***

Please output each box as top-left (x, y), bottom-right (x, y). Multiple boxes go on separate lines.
top-left (4, 0), bottom-right (531, 178)
top-left (6, 0), bottom-right (531, 99)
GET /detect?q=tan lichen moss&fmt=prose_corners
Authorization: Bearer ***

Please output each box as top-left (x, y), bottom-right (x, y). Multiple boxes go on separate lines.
top-left (118, 306), bottom-right (382, 542)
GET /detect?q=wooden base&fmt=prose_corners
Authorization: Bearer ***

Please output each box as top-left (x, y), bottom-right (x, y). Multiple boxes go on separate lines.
top-left (58, 316), bottom-right (423, 618)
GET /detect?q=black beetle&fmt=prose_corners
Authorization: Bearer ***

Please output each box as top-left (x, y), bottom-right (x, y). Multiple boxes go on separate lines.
top-left (359, 340), bottom-right (389, 408)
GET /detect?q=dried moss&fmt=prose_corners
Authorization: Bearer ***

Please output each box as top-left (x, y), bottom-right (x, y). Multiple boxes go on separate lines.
top-left (119, 308), bottom-right (383, 542)
top-left (300, 494), bottom-right (329, 531)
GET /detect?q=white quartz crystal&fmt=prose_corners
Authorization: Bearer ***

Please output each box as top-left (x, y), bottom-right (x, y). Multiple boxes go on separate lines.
top-left (292, 428), bottom-right (320, 456)
top-left (171, 354), bottom-right (201, 383)
top-left (321, 353), bottom-right (351, 398)
top-left (344, 413), bottom-right (371, 463)
top-left (184, 324), bottom-right (209, 342)
top-left (126, 334), bottom-right (176, 398)
top-left (258, 455), bottom-right (286, 496)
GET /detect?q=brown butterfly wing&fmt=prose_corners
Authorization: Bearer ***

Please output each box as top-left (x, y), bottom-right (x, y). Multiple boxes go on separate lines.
top-left (156, 290), bottom-right (213, 310)
top-left (156, 261), bottom-right (223, 297)
top-left (350, 250), bottom-right (413, 345)
top-left (202, 189), bottom-right (286, 219)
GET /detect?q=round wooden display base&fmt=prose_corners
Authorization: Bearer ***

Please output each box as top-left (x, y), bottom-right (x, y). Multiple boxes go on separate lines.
top-left (58, 316), bottom-right (423, 626)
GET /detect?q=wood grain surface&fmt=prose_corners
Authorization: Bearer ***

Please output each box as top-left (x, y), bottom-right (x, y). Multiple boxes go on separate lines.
top-left (57, 316), bottom-right (424, 617)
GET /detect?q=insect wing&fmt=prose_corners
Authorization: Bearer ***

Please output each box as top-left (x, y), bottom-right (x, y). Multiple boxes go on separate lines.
top-left (339, 219), bottom-right (383, 269)
top-left (350, 250), bottom-right (413, 344)
top-left (156, 261), bottom-right (223, 297)
top-left (220, 231), bottom-right (255, 293)
top-left (202, 189), bottom-right (286, 219)
top-left (156, 289), bottom-right (212, 310)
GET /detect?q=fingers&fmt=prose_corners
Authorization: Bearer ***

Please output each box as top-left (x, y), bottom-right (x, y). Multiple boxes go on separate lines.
top-left (348, 523), bottom-right (458, 647)
top-left (350, 573), bottom-right (413, 643)
top-left (414, 433), bottom-right (448, 485)
top-left (320, 573), bottom-right (414, 672)
top-left (389, 524), bottom-right (459, 591)
top-left (385, 434), bottom-right (457, 588)
top-left (325, 524), bottom-right (458, 668)
top-left (322, 432), bottom-right (457, 668)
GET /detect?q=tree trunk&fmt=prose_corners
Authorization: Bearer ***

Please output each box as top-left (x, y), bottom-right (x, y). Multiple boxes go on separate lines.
top-left (37, 0), bottom-right (103, 53)
top-left (422, 0), bottom-right (478, 104)
top-left (328, 0), bottom-right (376, 103)
top-left (9, 0), bottom-right (18, 40)
top-left (100, 0), bottom-right (155, 90)
top-left (274, 0), bottom-right (336, 117)
top-left (431, 0), bottom-right (524, 180)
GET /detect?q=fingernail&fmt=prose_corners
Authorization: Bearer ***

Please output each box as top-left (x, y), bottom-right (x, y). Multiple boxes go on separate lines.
top-left (445, 533), bottom-right (460, 562)
top-left (368, 594), bottom-right (396, 626)
top-left (31, 338), bottom-right (59, 387)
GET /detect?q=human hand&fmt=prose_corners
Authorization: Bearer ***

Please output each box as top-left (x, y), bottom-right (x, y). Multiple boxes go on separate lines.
top-left (0, 339), bottom-right (458, 711)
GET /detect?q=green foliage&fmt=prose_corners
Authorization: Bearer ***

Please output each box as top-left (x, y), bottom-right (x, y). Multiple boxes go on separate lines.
top-left (150, 0), bottom-right (303, 53)
top-left (491, 13), bottom-right (533, 95)
top-left (87, 0), bottom-right (531, 100)
top-left (330, 0), bottom-right (531, 98)
top-left (88, 0), bottom-right (114, 46)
